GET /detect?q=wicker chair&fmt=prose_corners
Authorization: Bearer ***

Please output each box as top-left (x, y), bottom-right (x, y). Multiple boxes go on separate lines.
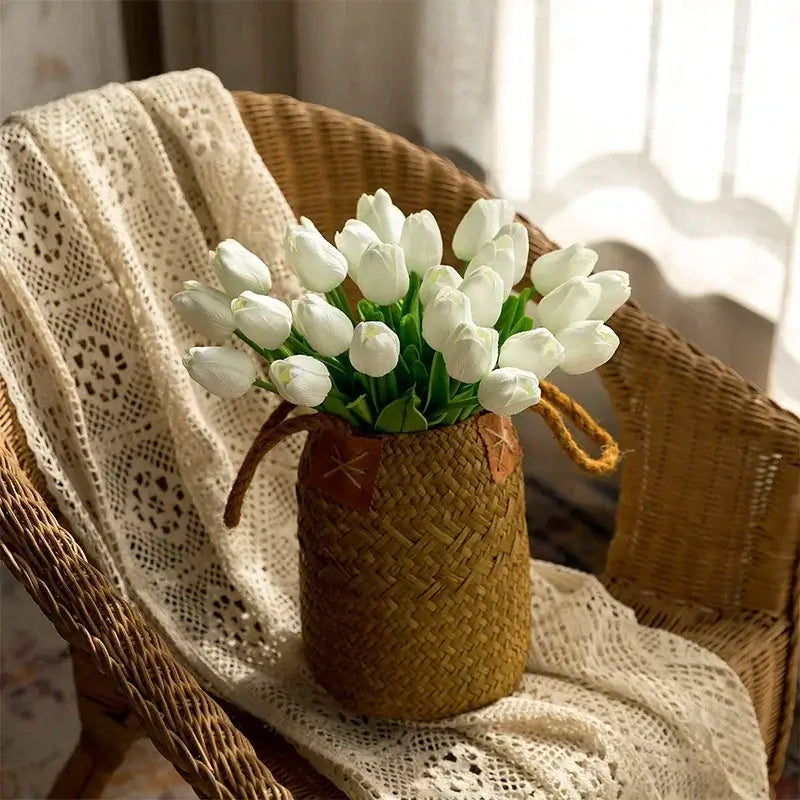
top-left (1, 91), bottom-right (798, 799)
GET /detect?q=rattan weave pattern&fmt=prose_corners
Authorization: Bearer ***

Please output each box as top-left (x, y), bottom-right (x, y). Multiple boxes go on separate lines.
top-left (234, 91), bottom-right (799, 784)
top-left (0, 418), bottom-right (291, 800)
top-left (296, 413), bottom-right (530, 720)
top-left (0, 88), bottom-right (796, 798)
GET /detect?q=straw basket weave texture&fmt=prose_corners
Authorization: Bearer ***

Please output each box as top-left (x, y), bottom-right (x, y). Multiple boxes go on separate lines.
top-left (0, 89), bottom-right (797, 800)
top-left (222, 390), bottom-right (615, 719)
top-left (297, 413), bottom-right (530, 720)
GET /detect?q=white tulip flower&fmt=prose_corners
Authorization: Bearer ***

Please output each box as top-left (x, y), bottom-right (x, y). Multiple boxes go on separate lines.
top-left (356, 243), bottom-right (409, 305)
top-left (452, 198), bottom-right (514, 262)
top-left (496, 221), bottom-right (529, 284)
top-left (291, 294), bottom-right (354, 357)
top-left (478, 367), bottom-right (541, 416)
top-left (557, 320), bottom-right (620, 374)
top-left (349, 321), bottom-right (401, 377)
top-left (587, 270), bottom-right (631, 322)
top-left (419, 265), bottom-right (463, 306)
top-left (442, 322), bottom-right (499, 383)
top-left (334, 219), bottom-right (381, 279)
top-left (534, 276), bottom-right (601, 334)
top-left (213, 239), bottom-right (272, 297)
top-left (284, 225), bottom-right (348, 293)
top-left (231, 291), bottom-right (292, 350)
top-left (459, 265), bottom-right (504, 327)
top-left (498, 328), bottom-right (565, 379)
top-left (356, 188), bottom-right (405, 244)
top-left (182, 346), bottom-right (256, 399)
top-left (465, 234), bottom-right (517, 297)
top-left (299, 215), bottom-right (320, 233)
top-left (530, 243), bottom-right (598, 296)
top-left (422, 285), bottom-right (473, 350)
top-left (399, 210), bottom-right (443, 275)
top-left (171, 281), bottom-right (235, 342)
top-left (269, 354), bottom-right (332, 407)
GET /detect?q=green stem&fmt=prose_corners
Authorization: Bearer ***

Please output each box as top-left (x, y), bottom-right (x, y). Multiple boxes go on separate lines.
top-left (402, 272), bottom-right (422, 319)
top-left (254, 378), bottom-right (278, 393)
top-left (326, 285), bottom-right (354, 322)
top-left (234, 329), bottom-right (275, 362)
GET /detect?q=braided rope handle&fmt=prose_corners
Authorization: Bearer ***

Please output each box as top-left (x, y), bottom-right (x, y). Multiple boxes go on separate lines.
top-left (225, 389), bottom-right (619, 528)
top-left (533, 381), bottom-right (620, 474)
top-left (224, 403), bottom-right (341, 528)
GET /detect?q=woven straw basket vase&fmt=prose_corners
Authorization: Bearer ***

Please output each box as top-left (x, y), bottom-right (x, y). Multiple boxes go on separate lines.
top-left (226, 379), bottom-right (618, 721)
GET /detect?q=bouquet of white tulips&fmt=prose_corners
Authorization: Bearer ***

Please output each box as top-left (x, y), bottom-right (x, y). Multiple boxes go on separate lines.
top-left (174, 189), bottom-right (630, 433)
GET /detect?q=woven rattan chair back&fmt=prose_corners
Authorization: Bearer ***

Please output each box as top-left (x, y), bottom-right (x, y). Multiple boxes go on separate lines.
top-left (1, 91), bottom-right (798, 797)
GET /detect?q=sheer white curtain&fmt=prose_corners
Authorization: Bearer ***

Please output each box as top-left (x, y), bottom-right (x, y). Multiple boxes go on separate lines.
top-left (159, 0), bottom-right (799, 413)
top-left (487, 0), bottom-right (800, 413)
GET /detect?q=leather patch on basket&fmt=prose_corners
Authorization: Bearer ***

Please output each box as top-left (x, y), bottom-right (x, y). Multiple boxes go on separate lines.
top-left (304, 428), bottom-right (383, 512)
top-left (478, 414), bottom-right (522, 483)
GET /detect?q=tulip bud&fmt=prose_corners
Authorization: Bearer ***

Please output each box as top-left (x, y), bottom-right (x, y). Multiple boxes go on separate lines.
top-left (442, 322), bottom-right (499, 383)
top-left (299, 215), bottom-right (320, 233)
top-left (422, 286), bottom-right (473, 350)
top-left (557, 320), bottom-right (620, 374)
top-left (284, 225), bottom-right (348, 293)
top-left (182, 346), bottom-right (256, 399)
top-left (465, 234), bottom-right (517, 297)
top-left (171, 281), bottom-right (235, 342)
top-left (587, 270), bottom-right (631, 322)
top-left (530, 243), bottom-right (598, 296)
top-left (496, 221), bottom-right (529, 284)
top-left (291, 294), bottom-right (354, 357)
top-left (399, 210), bottom-right (443, 275)
top-left (478, 367), bottom-right (541, 416)
top-left (356, 188), bottom-right (405, 244)
top-left (356, 243), bottom-right (410, 305)
top-left (349, 321), bottom-right (401, 377)
top-left (534, 276), bottom-right (601, 334)
top-left (419, 265), bottom-right (463, 306)
top-left (269, 354), bottom-right (332, 407)
top-left (230, 291), bottom-right (292, 349)
top-left (498, 328), bottom-right (565, 379)
top-left (213, 239), bottom-right (272, 296)
top-left (334, 219), bottom-right (381, 279)
top-left (459, 266), bottom-right (504, 327)
top-left (452, 198), bottom-right (514, 261)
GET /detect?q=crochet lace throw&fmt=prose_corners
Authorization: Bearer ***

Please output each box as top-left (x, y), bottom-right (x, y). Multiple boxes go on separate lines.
top-left (0, 70), bottom-right (768, 799)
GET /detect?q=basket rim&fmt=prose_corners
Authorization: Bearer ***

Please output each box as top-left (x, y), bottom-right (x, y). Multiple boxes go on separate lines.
top-left (318, 409), bottom-right (496, 442)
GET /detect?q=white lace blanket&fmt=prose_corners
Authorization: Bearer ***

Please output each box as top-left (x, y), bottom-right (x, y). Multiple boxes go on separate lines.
top-left (0, 70), bottom-right (768, 799)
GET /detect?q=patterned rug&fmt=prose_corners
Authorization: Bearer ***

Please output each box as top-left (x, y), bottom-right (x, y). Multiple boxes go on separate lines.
top-left (2, 478), bottom-right (797, 798)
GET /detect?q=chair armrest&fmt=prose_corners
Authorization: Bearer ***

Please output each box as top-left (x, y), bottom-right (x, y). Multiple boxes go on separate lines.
top-left (602, 300), bottom-right (800, 620)
top-left (0, 435), bottom-right (292, 800)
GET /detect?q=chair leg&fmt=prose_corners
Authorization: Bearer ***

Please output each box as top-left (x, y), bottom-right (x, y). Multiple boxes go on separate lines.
top-left (49, 648), bottom-right (143, 799)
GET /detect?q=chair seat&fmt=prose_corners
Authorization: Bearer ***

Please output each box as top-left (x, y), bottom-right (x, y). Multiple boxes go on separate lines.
top-left (218, 699), bottom-right (347, 800)
top-left (221, 610), bottom-right (786, 798)
top-left (608, 575), bottom-right (792, 768)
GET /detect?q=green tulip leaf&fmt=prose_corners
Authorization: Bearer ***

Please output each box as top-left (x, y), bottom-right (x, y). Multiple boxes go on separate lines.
top-left (510, 315), bottom-right (534, 336)
top-left (375, 390), bottom-right (429, 433)
top-left (358, 299), bottom-right (384, 323)
top-left (411, 360), bottom-right (429, 395)
top-left (403, 344), bottom-right (420, 365)
top-left (321, 393), bottom-right (359, 426)
top-left (346, 394), bottom-right (375, 426)
top-left (426, 351), bottom-right (450, 412)
top-left (402, 272), bottom-right (422, 319)
top-left (394, 353), bottom-right (413, 389)
top-left (495, 294), bottom-right (519, 339)
top-left (399, 314), bottom-right (422, 352)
